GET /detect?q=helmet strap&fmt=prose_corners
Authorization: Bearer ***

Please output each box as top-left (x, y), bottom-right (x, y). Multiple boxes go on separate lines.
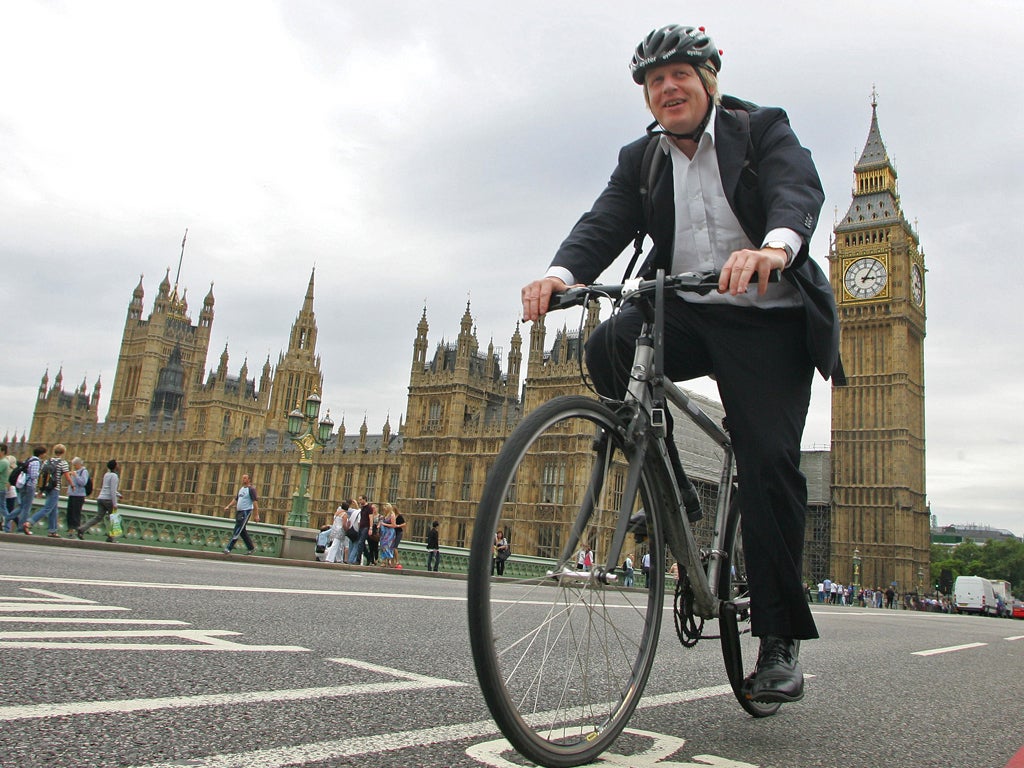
top-left (646, 101), bottom-right (714, 143)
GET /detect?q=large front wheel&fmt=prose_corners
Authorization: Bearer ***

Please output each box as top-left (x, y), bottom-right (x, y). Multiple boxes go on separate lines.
top-left (467, 396), bottom-right (667, 768)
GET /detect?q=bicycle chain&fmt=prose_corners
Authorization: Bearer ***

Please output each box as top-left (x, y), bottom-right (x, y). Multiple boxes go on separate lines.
top-left (672, 568), bottom-right (704, 647)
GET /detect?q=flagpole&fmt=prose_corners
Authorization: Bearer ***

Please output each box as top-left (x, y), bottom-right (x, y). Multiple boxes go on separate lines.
top-left (174, 228), bottom-right (188, 288)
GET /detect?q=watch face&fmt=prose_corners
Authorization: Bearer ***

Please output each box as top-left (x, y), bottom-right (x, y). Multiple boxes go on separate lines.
top-left (911, 263), bottom-right (924, 305)
top-left (844, 257), bottom-right (888, 300)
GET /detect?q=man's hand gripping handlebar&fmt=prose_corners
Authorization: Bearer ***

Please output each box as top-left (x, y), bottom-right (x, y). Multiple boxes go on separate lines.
top-left (543, 269), bottom-right (780, 313)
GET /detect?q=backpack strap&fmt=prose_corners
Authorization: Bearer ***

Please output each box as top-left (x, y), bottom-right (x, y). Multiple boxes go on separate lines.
top-left (620, 134), bottom-right (665, 281)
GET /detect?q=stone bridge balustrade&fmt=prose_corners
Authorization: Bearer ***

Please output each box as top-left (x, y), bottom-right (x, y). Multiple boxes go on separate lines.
top-left (11, 496), bottom-right (562, 579)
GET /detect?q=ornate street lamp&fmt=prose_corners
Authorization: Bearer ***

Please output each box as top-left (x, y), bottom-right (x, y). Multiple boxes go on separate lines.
top-left (852, 548), bottom-right (861, 597)
top-left (286, 390), bottom-right (334, 527)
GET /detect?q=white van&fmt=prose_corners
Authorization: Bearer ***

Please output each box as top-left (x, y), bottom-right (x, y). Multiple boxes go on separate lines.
top-left (954, 576), bottom-right (997, 616)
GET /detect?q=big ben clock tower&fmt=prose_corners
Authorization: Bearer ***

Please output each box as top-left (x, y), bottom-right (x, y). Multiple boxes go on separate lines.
top-left (829, 94), bottom-right (929, 596)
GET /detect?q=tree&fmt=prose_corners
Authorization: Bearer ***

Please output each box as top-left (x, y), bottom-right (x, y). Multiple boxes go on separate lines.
top-left (931, 538), bottom-right (1024, 598)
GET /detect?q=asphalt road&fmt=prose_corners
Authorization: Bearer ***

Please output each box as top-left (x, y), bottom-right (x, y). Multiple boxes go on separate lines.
top-left (1, 537), bottom-right (1021, 768)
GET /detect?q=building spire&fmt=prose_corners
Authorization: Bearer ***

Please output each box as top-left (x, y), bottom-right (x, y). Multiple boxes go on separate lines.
top-left (855, 89), bottom-right (892, 173)
top-left (303, 267), bottom-right (315, 313)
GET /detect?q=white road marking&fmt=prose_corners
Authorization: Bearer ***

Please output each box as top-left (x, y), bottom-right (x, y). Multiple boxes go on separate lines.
top-left (125, 683), bottom-right (735, 768)
top-left (467, 729), bottom-right (759, 767)
top-left (325, 656), bottom-right (469, 687)
top-left (0, 602), bottom-right (125, 613)
top-left (0, 657), bottom-right (467, 721)
top-left (2, 588), bottom-right (96, 603)
top-left (0, 573), bottom-right (467, 602)
top-left (0, 587), bottom-right (305, 651)
top-left (0, 617), bottom-right (190, 625)
top-left (1005, 635), bottom-right (1024, 641)
top-left (0, 586), bottom-right (128, 613)
top-left (0, 627), bottom-right (309, 652)
top-left (912, 642), bottom-right (988, 656)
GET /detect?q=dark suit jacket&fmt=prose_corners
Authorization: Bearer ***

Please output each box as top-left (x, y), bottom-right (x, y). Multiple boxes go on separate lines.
top-left (551, 99), bottom-right (845, 383)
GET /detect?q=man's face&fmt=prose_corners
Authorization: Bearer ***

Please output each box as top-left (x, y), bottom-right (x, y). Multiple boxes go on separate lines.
top-left (242, 475), bottom-right (250, 485)
top-left (644, 62), bottom-right (710, 137)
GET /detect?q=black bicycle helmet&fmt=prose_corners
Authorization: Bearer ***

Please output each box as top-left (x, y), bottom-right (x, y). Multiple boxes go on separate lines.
top-left (630, 24), bottom-right (721, 85)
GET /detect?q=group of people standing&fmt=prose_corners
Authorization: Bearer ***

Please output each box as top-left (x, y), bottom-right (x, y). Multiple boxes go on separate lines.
top-left (1, 442), bottom-right (121, 541)
top-left (814, 579), bottom-right (898, 609)
top-left (319, 496), bottom-right (407, 568)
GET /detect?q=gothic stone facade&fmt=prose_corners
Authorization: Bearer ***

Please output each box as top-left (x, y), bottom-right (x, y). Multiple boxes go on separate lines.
top-left (27, 265), bottom-right (834, 579)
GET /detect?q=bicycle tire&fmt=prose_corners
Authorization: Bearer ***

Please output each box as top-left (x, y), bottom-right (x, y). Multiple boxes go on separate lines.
top-left (718, 495), bottom-right (781, 717)
top-left (468, 395), bottom-right (667, 768)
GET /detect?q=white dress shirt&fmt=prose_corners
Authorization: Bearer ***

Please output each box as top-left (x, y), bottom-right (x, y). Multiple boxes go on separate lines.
top-left (662, 110), bottom-right (802, 308)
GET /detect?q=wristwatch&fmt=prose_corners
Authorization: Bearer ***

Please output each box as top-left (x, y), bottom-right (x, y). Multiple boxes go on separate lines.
top-left (763, 240), bottom-right (794, 266)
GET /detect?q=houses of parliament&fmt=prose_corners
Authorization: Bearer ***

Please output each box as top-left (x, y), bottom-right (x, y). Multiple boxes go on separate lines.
top-left (20, 102), bottom-right (930, 592)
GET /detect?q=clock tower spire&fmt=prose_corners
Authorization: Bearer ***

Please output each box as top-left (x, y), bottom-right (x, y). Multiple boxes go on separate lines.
top-left (828, 93), bottom-right (928, 596)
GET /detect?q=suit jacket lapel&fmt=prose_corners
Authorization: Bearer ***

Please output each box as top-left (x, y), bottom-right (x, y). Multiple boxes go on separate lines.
top-left (714, 107), bottom-right (747, 206)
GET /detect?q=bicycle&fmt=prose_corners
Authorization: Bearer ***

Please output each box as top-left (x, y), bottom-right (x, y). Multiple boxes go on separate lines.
top-left (467, 269), bottom-right (782, 768)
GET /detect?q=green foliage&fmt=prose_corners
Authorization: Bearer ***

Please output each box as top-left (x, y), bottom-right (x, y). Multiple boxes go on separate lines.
top-left (931, 537), bottom-right (1024, 598)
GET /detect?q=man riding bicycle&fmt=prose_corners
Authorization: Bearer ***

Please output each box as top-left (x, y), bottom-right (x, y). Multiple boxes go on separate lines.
top-left (521, 24), bottom-right (844, 704)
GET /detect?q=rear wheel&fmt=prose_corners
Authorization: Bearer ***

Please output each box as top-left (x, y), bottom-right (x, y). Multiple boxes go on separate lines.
top-left (467, 396), bottom-right (667, 768)
top-left (718, 495), bottom-right (781, 717)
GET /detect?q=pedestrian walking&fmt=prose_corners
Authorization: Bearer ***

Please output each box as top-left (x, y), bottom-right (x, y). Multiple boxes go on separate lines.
top-left (26, 444), bottom-right (71, 536)
top-left (15, 446), bottom-right (46, 533)
top-left (622, 554), bottom-right (635, 587)
top-left (76, 459), bottom-right (119, 541)
top-left (426, 520), bottom-right (441, 572)
top-left (222, 474), bottom-right (258, 555)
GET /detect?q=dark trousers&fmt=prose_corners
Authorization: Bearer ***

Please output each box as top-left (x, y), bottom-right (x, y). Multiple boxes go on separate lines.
top-left (78, 498), bottom-right (114, 535)
top-left (66, 495), bottom-right (85, 531)
top-left (226, 510), bottom-right (255, 551)
top-left (585, 297), bottom-right (818, 640)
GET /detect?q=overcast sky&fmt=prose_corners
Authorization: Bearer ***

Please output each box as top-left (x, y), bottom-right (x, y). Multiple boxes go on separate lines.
top-left (2, 1), bottom-right (1021, 536)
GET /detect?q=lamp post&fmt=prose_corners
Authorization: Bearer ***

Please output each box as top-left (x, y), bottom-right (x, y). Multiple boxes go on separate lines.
top-left (852, 548), bottom-right (861, 598)
top-left (286, 391), bottom-right (334, 527)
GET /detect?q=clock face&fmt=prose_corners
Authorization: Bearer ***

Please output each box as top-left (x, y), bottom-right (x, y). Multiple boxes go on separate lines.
top-left (911, 263), bottom-right (924, 306)
top-left (844, 257), bottom-right (888, 300)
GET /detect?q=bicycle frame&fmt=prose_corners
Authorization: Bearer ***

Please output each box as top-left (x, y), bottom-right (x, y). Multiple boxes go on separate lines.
top-left (560, 270), bottom-right (738, 619)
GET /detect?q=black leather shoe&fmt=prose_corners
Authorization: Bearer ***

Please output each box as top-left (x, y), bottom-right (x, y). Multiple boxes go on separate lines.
top-left (745, 636), bottom-right (804, 703)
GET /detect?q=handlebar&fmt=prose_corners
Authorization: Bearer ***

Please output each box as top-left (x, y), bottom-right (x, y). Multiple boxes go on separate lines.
top-left (547, 269), bottom-right (780, 312)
